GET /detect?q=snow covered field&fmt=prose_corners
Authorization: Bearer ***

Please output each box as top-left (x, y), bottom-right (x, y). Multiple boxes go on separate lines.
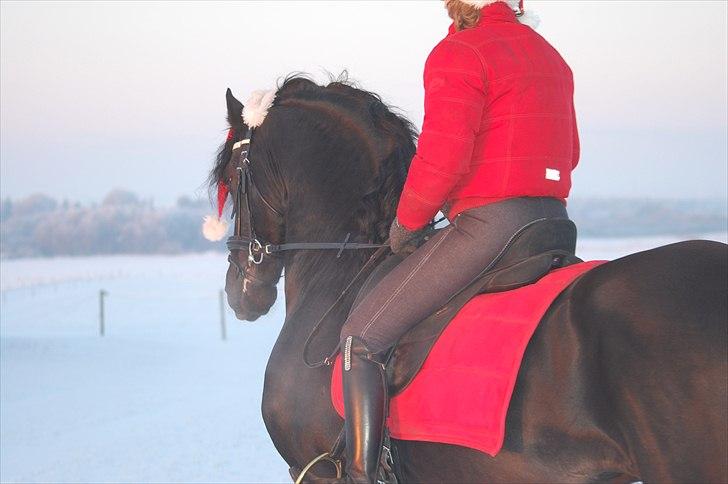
top-left (1, 233), bottom-right (726, 483)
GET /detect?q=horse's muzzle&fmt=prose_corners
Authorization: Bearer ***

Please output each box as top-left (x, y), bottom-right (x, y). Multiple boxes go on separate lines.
top-left (224, 261), bottom-right (280, 321)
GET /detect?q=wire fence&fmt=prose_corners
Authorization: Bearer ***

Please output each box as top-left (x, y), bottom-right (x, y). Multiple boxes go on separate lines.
top-left (1, 283), bottom-right (230, 341)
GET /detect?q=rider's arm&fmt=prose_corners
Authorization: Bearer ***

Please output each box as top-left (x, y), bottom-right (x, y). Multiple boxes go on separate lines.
top-left (396, 39), bottom-right (486, 231)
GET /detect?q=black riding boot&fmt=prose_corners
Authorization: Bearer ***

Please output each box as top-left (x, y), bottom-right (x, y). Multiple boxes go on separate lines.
top-left (341, 335), bottom-right (388, 484)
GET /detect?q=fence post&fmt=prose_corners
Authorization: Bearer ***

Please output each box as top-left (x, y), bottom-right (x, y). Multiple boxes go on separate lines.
top-left (219, 289), bottom-right (227, 341)
top-left (99, 289), bottom-right (107, 337)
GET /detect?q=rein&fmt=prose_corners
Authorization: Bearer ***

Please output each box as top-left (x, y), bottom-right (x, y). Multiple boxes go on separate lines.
top-left (301, 244), bottom-right (391, 368)
top-left (300, 217), bottom-right (446, 368)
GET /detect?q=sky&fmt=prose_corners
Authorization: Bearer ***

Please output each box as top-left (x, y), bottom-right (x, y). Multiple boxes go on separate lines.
top-left (1, 0), bottom-right (726, 205)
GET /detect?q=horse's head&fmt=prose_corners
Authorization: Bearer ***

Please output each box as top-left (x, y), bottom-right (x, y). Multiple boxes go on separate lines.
top-left (212, 88), bottom-right (285, 321)
top-left (209, 76), bottom-right (417, 322)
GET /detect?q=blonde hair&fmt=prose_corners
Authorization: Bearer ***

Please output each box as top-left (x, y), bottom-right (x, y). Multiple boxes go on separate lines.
top-left (445, 0), bottom-right (481, 31)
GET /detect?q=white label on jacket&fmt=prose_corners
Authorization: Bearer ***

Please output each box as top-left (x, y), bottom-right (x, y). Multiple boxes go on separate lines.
top-left (545, 168), bottom-right (561, 181)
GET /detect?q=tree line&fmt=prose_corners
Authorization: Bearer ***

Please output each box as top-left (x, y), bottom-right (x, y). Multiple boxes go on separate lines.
top-left (0, 190), bottom-right (223, 258)
top-left (1, 190), bottom-right (725, 259)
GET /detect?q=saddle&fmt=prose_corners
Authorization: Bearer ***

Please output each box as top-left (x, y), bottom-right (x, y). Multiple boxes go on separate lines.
top-left (352, 217), bottom-right (581, 396)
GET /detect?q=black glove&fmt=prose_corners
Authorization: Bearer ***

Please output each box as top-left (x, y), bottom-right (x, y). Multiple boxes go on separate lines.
top-left (389, 218), bottom-right (427, 255)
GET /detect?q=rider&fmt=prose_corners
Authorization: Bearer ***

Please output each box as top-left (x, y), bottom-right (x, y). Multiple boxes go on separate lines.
top-left (338, 0), bottom-right (579, 482)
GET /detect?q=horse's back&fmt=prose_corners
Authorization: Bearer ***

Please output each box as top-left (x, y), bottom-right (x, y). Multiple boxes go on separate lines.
top-left (574, 239), bottom-right (727, 355)
top-left (568, 239), bottom-right (727, 483)
top-left (394, 240), bottom-right (727, 483)
top-left (574, 239), bottom-right (727, 356)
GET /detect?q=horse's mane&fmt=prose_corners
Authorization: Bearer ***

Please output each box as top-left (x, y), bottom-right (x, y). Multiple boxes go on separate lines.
top-left (209, 73), bottom-right (418, 243)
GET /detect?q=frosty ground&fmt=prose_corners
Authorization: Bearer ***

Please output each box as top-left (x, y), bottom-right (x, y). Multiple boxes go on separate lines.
top-left (1, 234), bottom-right (725, 483)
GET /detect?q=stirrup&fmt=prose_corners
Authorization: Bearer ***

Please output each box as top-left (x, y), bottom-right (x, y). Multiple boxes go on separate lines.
top-left (293, 428), bottom-right (346, 483)
top-left (377, 431), bottom-right (399, 484)
top-left (293, 452), bottom-right (343, 484)
top-left (291, 418), bottom-right (398, 483)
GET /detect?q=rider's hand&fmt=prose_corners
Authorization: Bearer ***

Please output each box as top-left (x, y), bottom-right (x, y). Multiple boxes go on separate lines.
top-left (389, 218), bottom-right (426, 255)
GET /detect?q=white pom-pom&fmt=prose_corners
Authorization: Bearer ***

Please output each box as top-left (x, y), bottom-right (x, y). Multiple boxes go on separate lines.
top-left (202, 215), bottom-right (229, 241)
top-left (517, 10), bottom-right (540, 30)
top-left (243, 89), bottom-right (276, 128)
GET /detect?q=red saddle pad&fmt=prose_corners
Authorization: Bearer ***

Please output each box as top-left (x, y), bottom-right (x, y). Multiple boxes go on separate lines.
top-left (331, 260), bottom-right (605, 456)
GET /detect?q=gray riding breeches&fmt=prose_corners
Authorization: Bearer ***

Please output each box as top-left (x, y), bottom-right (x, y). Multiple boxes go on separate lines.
top-left (339, 196), bottom-right (569, 354)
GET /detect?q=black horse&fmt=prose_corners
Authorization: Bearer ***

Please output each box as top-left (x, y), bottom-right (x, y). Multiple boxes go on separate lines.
top-left (210, 76), bottom-right (728, 483)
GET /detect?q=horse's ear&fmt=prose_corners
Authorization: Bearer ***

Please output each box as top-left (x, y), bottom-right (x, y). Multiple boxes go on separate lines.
top-left (226, 88), bottom-right (244, 124)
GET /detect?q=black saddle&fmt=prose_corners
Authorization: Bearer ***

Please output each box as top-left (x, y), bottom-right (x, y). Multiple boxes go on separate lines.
top-left (351, 217), bottom-right (581, 396)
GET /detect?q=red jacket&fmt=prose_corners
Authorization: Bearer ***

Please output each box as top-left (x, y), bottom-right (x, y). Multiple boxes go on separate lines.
top-left (397, 1), bottom-right (580, 230)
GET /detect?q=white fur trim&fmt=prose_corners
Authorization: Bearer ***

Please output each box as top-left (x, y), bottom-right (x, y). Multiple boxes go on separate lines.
top-left (242, 89), bottom-right (276, 128)
top-left (202, 215), bottom-right (229, 241)
top-left (457, 0), bottom-right (539, 29)
top-left (517, 9), bottom-right (540, 29)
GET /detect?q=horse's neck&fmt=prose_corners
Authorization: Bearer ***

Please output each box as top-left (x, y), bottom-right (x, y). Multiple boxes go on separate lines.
top-left (261, 128), bottom-right (383, 454)
top-left (261, 252), bottom-right (364, 458)
top-left (279, 190), bottom-right (368, 338)
top-left (281, 251), bottom-right (364, 350)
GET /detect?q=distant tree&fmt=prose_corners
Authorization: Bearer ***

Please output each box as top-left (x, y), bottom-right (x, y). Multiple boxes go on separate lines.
top-left (12, 194), bottom-right (57, 216)
top-left (1, 198), bottom-right (12, 221)
top-left (176, 195), bottom-right (207, 209)
top-left (102, 189), bottom-right (140, 207)
top-left (163, 209), bottom-right (210, 252)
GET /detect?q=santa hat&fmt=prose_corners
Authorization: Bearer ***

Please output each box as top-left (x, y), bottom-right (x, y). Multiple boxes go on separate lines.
top-left (201, 128), bottom-right (233, 241)
top-left (202, 178), bottom-right (231, 242)
top-left (202, 89), bottom-right (277, 242)
top-left (459, 0), bottom-right (540, 30)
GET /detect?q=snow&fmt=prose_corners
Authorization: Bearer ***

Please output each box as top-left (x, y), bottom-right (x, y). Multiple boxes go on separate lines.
top-left (1, 233), bottom-right (726, 483)
top-left (1, 253), bottom-right (290, 483)
top-left (577, 231), bottom-right (727, 261)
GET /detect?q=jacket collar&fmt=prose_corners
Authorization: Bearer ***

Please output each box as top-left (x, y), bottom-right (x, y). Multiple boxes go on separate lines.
top-left (447, 1), bottom-right (518, 35)
top-left (478, 1), bottom-right (518, 24)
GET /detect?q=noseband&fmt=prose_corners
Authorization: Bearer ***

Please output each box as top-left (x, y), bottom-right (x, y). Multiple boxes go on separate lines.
top-left (225, 127), bottom-right (387, 276)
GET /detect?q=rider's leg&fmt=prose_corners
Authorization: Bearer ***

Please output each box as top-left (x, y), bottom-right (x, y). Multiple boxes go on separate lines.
top-left (338, 197), bottom-right (568, 482)
top-left (343, 196), bottom-right (568, 353)
top-left (340, 335), bottom-right (388, 484)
